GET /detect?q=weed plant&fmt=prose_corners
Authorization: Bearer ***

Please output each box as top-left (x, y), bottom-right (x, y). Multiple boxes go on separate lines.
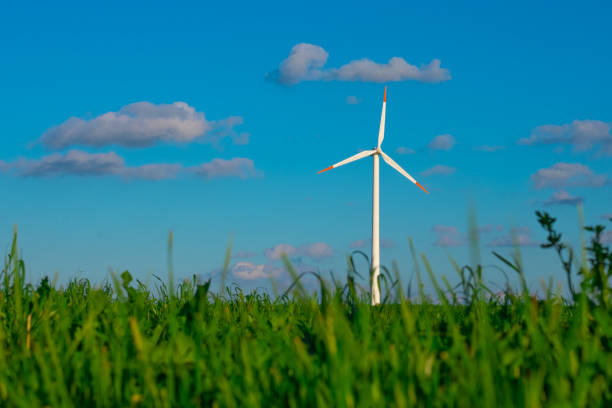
top-left (0, 212), bottom-right (611, 407)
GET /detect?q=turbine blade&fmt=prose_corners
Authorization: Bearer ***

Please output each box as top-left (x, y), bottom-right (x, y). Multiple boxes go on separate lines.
top-left (377, 86), bottom-right (387, 148)
top-left (318, 149), bottom-right (376, 174)
top-left (380, 151), bottom-right (429, 194)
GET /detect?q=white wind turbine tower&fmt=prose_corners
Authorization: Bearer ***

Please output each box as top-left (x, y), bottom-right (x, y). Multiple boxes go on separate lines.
top-left (318, 87), bottom-right (429, 305)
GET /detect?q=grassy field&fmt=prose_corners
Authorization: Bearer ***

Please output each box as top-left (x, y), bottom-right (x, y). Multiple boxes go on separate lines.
top-left (1, 212), bottom-right (611, 407)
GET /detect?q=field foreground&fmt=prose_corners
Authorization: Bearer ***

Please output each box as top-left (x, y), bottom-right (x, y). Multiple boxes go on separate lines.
top-left (1, 214), bottom-right (611, 407)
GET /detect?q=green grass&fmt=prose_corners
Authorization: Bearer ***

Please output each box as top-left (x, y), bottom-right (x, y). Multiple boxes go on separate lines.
top-left (0, 212), bottom-right (611, 407)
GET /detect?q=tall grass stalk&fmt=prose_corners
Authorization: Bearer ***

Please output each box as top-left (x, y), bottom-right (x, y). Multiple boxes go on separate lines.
top-left (0, 212), bottom-right (610, 406)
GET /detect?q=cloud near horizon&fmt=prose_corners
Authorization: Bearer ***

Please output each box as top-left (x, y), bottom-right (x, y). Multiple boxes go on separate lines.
top-left (530, 162), bottom-right (608, 189)
top-left (299, 242), bottom-right (334, 259)
top-left (432, 225), bottom-right (464, 247)
top-left (519, 119), bottom-right (612, 156)
top-left (231, 262), bottom-right (282, 280)
top-left (40, 101), bottom-right (248, 149)
top-left (4, 150), bottom-right (260, 180)
top-left (264, 242), bottom-right (334, 261)
top-left (264, 243), bottom-right (297, 260)
top-left (432, 224), bottom-right (535, 247)
top-left (486, 227), bottom-right (538, 247)
top-left (269, 43), bottom-right (450, 85)
top-left (544, 190), bottom-right (584, 207)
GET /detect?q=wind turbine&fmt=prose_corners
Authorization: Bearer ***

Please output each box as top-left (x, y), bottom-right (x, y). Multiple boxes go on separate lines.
top-left (318, 87), bottom-right (429, 305)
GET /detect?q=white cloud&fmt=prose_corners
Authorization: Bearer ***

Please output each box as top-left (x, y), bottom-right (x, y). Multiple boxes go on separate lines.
top-left (299, 242), bottom-right (333, 259)
top-left (427, 134), bottom-right (455, 151)
top-left (431, 224), bottom-right (539, 248)
top-left (519, 119), bottom-right (612, 155)
top-left (421, 165), bottom-right (455, 177)
top-left (40, 101), bottom-right (247, 149)
top-left (544, 190), bottom-right (584, 206)
top-left (349, 239), bottom-right (368, 249)
top-left (346, 96), bottom-right (361, 105)
top-left (0, 160), bottom-right (8, 173)
top-left (530, 162), bottom-right (608, 189)
top-left (231, 262), bottom-right (282, 280)
top-left (487, 227), bottom-right (538, 247)
top-left (270, 43), bottom-right (329, 85)
top-left (432, 225), bottom-right (464, 247)
top-left (264, 243), bottom-right (297, 260)
top-left (191, 158), bottom-right (261, 180)
top-left (474, 145), bottom-right (505, 152)
top-left (269, 43), bottom-right (450, 85)
top-left (17, 150), bottom-right (125, 177)
top-left (264, 242), bottom-right (334, 261)
top-left (395, 146), bottom-right (415, 155)
top-left (333, 57), bottom-right (449, 83)
top-left (5, 150), bottom-right (259, 181)
top-left (211, 116), bottom-right (250, 147)
top-left (12, 150), bottom-right (181, 180)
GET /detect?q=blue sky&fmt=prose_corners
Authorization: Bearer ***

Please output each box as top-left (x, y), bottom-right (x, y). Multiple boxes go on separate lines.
top-left (1, 0), bottom-right (611, 295)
